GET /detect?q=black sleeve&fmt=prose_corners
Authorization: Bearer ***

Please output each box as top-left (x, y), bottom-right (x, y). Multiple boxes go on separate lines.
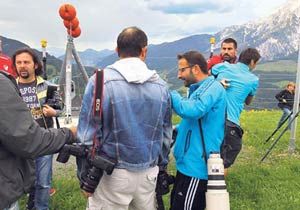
top-left (275, 90), bottom-right (285, 101)
top-left (0, 75), bottom-right (73, 158)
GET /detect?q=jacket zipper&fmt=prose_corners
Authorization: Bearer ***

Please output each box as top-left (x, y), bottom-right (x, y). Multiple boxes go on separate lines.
top-left (184, 130), bottom-right (192, 154)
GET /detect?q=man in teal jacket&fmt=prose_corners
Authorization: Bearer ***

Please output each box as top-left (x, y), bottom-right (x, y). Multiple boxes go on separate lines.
top-left (211, 48), bottom-right (260, 175)
top-left (170, 51), bottom-right (227, 210)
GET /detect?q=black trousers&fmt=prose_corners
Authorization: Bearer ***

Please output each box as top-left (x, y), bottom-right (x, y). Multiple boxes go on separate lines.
top-left (170, 171), bottom-right (207, 210)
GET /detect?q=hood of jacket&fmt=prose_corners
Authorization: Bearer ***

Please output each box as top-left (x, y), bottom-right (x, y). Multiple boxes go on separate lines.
top-left (107, 57), bottom-right (159, 84)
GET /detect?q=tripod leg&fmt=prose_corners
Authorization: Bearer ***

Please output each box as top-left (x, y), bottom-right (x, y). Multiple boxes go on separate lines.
top-left (265, 111), bottom-right (293, 143)
top-left (261, 111), bottom-right (299, 162)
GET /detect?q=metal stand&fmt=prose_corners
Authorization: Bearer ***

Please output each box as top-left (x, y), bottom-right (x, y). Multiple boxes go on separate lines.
top-left (264, 111), bottom-right (293, 144)
top-left (59, 35), bottom-right (89, 124)
top-left (261, 109), bottom-right (300, 162)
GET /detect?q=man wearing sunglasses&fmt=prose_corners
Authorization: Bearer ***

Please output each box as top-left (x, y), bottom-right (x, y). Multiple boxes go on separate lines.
top-left (170, 51), bottom-right (226, 210)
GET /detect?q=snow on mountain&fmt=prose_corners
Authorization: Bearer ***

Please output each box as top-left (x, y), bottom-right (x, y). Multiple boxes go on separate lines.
top-left (215, 0), bottom-right (299, 61)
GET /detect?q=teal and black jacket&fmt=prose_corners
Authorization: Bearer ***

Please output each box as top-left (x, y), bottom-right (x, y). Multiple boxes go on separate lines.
top-left (171, 76), bottom-right (227, 180)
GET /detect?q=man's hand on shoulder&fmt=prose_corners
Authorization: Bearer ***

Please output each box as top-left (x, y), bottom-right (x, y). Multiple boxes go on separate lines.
top-left (220, 79), bottom-right (230, 89)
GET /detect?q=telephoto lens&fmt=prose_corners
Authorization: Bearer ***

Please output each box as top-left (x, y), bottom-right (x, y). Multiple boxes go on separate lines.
top-left (205, 152), bottom-right (230, 210)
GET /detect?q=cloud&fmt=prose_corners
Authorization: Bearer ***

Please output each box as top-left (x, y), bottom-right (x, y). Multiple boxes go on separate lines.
top-left (146, 0), bottom-right (234, 14)
top-left (0, 0), bottom-right (287, 52)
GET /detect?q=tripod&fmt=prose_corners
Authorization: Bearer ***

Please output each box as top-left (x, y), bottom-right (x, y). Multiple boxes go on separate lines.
top-left (264, 111), bottom-right (293, 144)
top-left (261, 109), bottom-right (300, 162)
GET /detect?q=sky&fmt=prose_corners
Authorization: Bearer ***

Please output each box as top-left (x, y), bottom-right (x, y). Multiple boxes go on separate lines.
top-left (0, 0), bottom-right (288, 52)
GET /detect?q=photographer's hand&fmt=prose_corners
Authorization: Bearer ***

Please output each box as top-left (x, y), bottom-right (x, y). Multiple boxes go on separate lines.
top-left (69, 126), bottom-right (77, 138)
top-left (43, 104), bottom-right (57, 117)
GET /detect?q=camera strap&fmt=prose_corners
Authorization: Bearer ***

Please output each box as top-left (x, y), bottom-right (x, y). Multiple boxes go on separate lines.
top-left (198, 119), bottom-right (207, 164)
top-left (192, 78), bottom-right (215, 164)
top-left (92, 69), bottom-right (104, 157)
top-left (196, 78), bottom-right (227, 164)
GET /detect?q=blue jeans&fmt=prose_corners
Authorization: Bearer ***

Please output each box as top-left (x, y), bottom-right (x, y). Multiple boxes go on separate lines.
top-left (278, 108), bottom-right (292, 129)
top-left (34, 155), bottom-right (53, 210)
top-left (4, 201), bottom-right (19, 210)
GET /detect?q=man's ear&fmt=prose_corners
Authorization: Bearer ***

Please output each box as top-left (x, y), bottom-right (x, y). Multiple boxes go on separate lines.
top-left (193, 64), bottom-right (201, 75)
top-left (140, 47), bottom-right (147, 61)
top-left (249, 59), bottom-right (256, 70)
top-left (34, 63), bottom-right (38, 70)
top-left (115, 47), bottom-right (120, 57)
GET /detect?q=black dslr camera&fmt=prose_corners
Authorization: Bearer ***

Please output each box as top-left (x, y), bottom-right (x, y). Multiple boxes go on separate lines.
top-left (56, 144), bottom-right (115, 193)
top-left (56, 144), bottom-right (89, 163)
top-left (156, 170), bottom-right (175, 196)
top-left (46, 85), bottom-right (63, 110)
top-left (80, 155), bottom-right (115, 193)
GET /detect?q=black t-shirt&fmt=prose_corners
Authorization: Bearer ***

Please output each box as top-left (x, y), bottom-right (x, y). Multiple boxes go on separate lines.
top-left (18, 80), bottom-right (45, 127)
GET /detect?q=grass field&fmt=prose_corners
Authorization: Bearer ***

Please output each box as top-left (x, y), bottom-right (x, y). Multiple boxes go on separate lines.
top-left (19, 110), bottom-right (300, 210)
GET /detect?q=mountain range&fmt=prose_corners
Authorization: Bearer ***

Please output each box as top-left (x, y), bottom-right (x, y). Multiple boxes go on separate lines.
top-left (214, 0), bottom-right (299, 61)
top-left (0, 0), bottom-right (298, 109)
top-left (2, 0), bottom-right (298, 71)
top-left (96, 0), bottom-right (299, 71)
top-left (58, 48), bottom-right (114, 66)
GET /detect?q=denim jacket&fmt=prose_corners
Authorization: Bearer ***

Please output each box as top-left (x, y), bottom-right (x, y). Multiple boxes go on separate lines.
top-left (77, 58), bottom-right (172, 171)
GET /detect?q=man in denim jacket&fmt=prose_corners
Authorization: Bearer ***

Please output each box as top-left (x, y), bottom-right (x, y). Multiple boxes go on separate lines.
top-left (77, 26), bottom-right (172, 210)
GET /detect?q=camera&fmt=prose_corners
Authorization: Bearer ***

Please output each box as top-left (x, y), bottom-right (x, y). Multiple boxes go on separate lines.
top-left (90, 155), bottom-right (115, 175)
top-left (80, 166), bottom-right (103, 193)
top-left (79, 155), bottom-right (116, 193)
top-left (56, 144), bottom-right (116, 193)
top-left (46, 85), bottom-right (63, 110)
top-left (205, 152), bottom-right (230, 210)
top-left (56, 144), bottom-right (88, 163)
top-left (156, 170), bottom-right (175, 196)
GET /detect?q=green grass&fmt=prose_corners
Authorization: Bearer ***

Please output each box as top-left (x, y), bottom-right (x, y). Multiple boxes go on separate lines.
top-left (20, 110), bottom-right (300, 209)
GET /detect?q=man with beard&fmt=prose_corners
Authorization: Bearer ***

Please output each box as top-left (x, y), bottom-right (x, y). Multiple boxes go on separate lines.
top-left (12, 48), bottom-right (62, 210)
top-left (170, 51), bottom-right (226, 210)
top-left (207, 38), bottom-right (238, 71)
